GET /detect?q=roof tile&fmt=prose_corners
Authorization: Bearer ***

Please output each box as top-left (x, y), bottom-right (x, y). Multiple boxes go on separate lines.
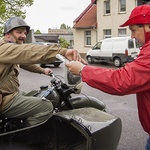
top-left (73, 4), bottom-right (97, 29)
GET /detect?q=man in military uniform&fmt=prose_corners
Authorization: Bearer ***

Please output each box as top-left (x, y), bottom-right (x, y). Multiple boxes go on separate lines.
top-left (0, 17), bottom-right (85, 126)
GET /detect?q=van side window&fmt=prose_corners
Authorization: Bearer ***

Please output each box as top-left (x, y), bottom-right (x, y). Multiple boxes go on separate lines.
top-left (128, 39), bottom-right (134, 48)
top-left (92, 42), bottom-right (101, 50)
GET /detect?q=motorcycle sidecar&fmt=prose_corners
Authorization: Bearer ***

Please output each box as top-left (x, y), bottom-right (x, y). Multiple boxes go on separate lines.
top-left (0, 107), bottom-right (122, 150)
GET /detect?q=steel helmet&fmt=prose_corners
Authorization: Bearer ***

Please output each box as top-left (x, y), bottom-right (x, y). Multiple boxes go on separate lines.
top-left (120, 5), bottom-right (150, 27)
top-left (4, 17), bottom-right (30, 34)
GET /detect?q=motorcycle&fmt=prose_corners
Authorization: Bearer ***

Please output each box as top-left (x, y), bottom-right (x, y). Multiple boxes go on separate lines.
top-left (0, 67), bottom-right (122, 150)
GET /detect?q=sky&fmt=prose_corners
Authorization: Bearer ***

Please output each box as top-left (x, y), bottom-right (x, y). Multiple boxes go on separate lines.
top-left (25, 0), bottom-right (91, 33)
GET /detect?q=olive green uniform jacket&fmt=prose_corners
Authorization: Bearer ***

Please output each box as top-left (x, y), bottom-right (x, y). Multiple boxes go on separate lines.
top-left (0, 39), bottom-right (67, 109)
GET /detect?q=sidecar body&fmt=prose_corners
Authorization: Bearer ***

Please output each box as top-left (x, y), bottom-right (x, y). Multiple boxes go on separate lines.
top-left (0, 107), bottom-right (121, 150)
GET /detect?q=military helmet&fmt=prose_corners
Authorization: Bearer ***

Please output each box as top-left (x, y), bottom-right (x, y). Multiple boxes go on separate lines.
top-left (4, 17), bottom-right (30, 34)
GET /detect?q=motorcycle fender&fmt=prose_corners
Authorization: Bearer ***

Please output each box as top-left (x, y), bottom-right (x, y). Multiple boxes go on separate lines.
top-left (54, 107), bottom-right (122, 150)
top-left (70, 95), bottom-right (106, 111)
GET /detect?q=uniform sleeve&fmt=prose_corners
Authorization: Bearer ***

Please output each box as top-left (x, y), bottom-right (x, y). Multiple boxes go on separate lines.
top-left (82, 47), bottom-right (150, 95)
top-left (0, 40), bottom-right (67, 64)
top-left (20, 64), bottom-right (44, 74)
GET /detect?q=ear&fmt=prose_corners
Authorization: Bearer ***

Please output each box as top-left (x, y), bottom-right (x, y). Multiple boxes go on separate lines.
top-left (148, 24), bottom-right (150, 29)
top-left (145, 24), bottom-right (150, 31)
top-left (4, 33), bottom-right (12, 42)
top-left (5, 33), bottom-right (10, 38)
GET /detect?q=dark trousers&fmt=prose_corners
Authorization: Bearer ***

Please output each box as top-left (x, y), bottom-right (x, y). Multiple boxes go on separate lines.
top-left (145, 136), bottom-right (150, 150)
top-left (2, 92), bottom-right (53, 125)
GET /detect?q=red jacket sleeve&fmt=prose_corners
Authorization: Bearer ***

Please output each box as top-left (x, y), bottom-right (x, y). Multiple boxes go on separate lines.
top-left (82, 43), bottom-right (150, 95)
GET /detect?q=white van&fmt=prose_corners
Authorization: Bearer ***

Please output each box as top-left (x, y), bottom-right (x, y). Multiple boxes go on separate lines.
top-left (86, 36), bottom-right (140, 67)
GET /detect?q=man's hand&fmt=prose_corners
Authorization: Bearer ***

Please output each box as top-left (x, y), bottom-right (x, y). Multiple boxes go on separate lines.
top-left (64, 49), bottom-right (87, 65)
top-left (43, 68), bottom-right (53, 75)
top-left (66, 61), bottom-right (85, 75)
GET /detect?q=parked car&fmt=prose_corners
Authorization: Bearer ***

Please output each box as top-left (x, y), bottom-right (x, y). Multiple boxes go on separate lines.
top-left (86, 36), bottom-right (140, 67)
top-left (35, 42), bottom-right (63, 67)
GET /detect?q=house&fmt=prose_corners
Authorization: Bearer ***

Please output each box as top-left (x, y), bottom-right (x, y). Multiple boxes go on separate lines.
top-left (26, 29), bottom-right (73, 48)
top-left (26, 29), bottom-right (59, 43)
top-left (34, 33), bottom-right (59, 43)
top-left (48, 28), bottom-right (74, 48)
top-left (73, 0), bottom-right (150, 55)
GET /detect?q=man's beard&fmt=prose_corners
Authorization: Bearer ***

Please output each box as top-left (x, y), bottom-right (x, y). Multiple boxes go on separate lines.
top-left (16, 38), bottom-right (25, 44)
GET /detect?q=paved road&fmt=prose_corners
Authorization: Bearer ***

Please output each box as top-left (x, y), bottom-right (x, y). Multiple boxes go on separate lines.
top-left (19, 62), bottom-right (148, 150)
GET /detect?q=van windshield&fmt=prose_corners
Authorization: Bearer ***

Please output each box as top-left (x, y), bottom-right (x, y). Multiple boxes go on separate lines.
top-left (128, 39), bottom-right (140, 49)
top-left (128, 39), bottom-right (134, 48)
top-left (92, 42), bottom-right (102, 50)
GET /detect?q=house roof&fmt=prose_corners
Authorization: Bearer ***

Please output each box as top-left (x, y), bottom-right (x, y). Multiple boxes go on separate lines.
top-left (73, 3), bottom-right (97, 29)
top-left (34, 34), bottom-right (59, 42)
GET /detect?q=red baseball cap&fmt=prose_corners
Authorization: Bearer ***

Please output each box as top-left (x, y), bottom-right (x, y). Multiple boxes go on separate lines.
top-left (120, 5), bottom-right (150, 27)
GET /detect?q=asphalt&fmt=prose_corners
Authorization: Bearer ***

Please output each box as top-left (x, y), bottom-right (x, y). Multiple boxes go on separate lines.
top-left (19, 63), bottom-right (148, 150)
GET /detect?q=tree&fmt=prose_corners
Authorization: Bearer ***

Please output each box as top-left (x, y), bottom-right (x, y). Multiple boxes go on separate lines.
top-left (59, 37), bottom-right (70, 48)
top-left (0, 0), bottom-right (33, 36)
top-left (34, 30), bottom-right (41, 34)
top-left (60, 23), bottom-right (71, 29)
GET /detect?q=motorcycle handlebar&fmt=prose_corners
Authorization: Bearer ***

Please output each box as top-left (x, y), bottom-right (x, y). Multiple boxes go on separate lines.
top-left (48, 72), bottom-right (54, 77)
top-left (48, 72), bottom-right (81, 94)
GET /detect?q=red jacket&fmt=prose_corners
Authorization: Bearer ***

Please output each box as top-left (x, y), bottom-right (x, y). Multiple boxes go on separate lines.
top-left (82, 41), bottom-right (150, 134)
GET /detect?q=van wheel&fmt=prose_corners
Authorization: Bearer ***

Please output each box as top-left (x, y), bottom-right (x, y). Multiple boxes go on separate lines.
top-left (113, 58), bottom-right (122, 67)
top-left (87, 56), bottom-right (93, 64)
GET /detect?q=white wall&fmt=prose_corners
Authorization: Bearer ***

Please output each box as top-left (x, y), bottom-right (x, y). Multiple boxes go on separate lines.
top-left (73, 28), bottom-right (97, 54)
top-left (73, 0), bottom-right (137, 54)
top-left (97, 0), bottom-right (137, 40)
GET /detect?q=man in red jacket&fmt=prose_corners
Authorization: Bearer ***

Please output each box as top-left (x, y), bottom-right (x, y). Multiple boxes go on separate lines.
top-left (66, 4), bottom-right (150, 150)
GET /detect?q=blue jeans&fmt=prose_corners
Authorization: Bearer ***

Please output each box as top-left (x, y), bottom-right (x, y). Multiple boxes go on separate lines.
top-left (145, 136), bottom-right (150, 150)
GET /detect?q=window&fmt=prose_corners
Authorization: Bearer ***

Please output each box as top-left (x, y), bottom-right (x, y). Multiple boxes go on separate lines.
top-left (135, 39), bottom-right (140, 48)
top-left (85, 30), bottom-right (91, 45)
top-left (128, 39), bottom-right (134, 48)
top-left (135, 0), bottom-right (138, 6)
top-left (93, 42), bottom-right (102, 50)
top-left (119, 0), bottom-right (126, 12)
top-left (118, 29), bottom-right (126, 37)
top-left (103, 29), bottom-right (111, 39)
top-left (104, 0), bottom-right (110, 15)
